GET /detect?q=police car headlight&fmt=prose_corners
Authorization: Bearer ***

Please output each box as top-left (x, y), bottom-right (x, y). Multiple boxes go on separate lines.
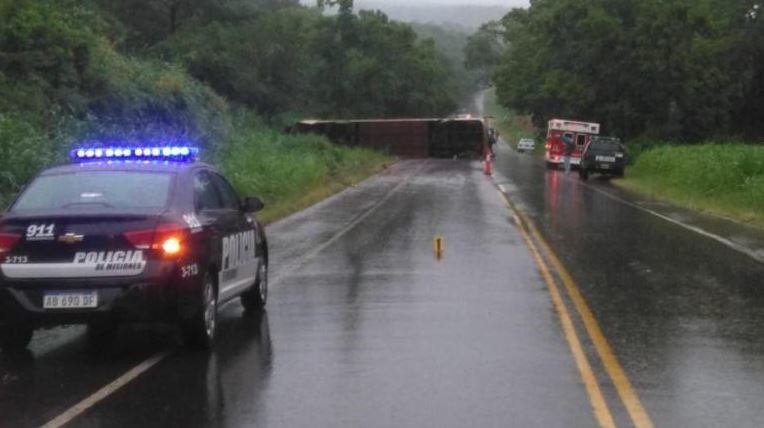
top-left (615, 153), bottom-right (624, 158)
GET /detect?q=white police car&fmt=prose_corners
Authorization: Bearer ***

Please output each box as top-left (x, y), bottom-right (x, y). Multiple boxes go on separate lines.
top-left (0, 146), bottom-right (268, 350)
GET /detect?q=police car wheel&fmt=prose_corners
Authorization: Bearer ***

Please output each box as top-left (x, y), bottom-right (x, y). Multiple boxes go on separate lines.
top-left (241, 261), bottom-right (267, 313)
top-left (183, 273), bottom-right (217, 349)
top-left (0, 325), bottom-right (33, 351)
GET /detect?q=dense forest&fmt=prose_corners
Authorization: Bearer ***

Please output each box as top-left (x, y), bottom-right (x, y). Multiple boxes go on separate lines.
top-left (0, 0), bottom-right (473, 202)
top-left (481, 0), bottom-right (764, 142)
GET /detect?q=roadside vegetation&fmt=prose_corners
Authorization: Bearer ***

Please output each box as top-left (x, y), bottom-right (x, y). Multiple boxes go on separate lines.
top-left (483, 88), bottom-right (540, 155)
top-left (409, 22), bottom-right (480, 106)
top-left (471, 1), bottom-right (764, 224)
top-left (221, 115), bottom-right (390, 223)
top-left (0, 0), bottom-right (467, 219)
top-left (621, 144), bottom-right (764, 226)
top-left (487, 1), bottom-right (763, 142)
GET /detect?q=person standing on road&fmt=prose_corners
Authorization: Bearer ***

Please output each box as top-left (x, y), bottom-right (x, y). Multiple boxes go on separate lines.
top-left (561, 133), bottom-right (575, 173)
top-left (489, 127), bottom-right (499, 159)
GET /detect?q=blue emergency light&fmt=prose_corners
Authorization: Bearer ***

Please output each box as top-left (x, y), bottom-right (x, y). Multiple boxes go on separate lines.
top-left (70, 145), bottom-right (199, 163)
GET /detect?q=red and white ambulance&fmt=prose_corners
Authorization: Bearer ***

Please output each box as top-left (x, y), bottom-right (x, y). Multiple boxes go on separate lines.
top-left (544, 118), bottom-right (600, 169)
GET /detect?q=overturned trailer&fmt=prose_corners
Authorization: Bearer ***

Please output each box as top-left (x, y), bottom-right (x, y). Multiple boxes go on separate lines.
top-left (294, 118), bottom-right (489, 159)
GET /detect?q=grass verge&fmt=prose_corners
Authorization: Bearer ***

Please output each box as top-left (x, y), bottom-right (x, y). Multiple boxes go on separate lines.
top-left (220, 126), bottom-right (393, 224)
top-left (0, 125), bottom-right (392, 224)
top-left (619, 144), bottom-right (764, 227)
top-left (482, 88), bottom-right (541, 155)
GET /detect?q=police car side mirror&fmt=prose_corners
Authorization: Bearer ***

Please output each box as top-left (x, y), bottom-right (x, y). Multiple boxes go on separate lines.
top-left (243, 196), bottom-right (265, 213)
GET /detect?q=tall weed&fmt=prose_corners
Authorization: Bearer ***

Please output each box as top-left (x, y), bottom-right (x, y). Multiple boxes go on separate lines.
top-left (626, 144), bottom-right (764, 223)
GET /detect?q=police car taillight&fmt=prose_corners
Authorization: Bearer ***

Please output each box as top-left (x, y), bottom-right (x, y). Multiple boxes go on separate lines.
top-left (0, 232), bottom-right (20, 256)
top-left (124, 223), bottom-right (189, 257)
top-left (124, 229), bottom-right (153, 250)
top-left (161, 237), bottom-right (182, 255)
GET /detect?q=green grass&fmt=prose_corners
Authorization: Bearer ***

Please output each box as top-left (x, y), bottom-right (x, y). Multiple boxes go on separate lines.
top-left (220, 125), bottom-right (393, 224)
top-left (620, 144), bottom-right (764, 226)
top-left (482, 88), bottom-right (541, 155)
top-left (0, 119), bottom-right (393, 223)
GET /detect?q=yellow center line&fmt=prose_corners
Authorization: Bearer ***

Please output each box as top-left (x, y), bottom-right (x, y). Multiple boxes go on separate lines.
top-left (526, 219), bottom-right (655, 428)
top-left (499, 188), bottom-right (655, 428)
top-left (500, 191), bottom-right (617, 428)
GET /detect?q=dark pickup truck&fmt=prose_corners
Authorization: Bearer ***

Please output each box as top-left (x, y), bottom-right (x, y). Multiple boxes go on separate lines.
top-left (579, 136), bottom-right (627, 180)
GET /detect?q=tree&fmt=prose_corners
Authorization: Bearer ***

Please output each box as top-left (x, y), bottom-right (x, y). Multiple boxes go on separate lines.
top-left (493, 0), bottom-right (761, 141)
top-left (157, 2), bottom-right (459, 118)
top-left (464, 21), bottom-right (504, 86)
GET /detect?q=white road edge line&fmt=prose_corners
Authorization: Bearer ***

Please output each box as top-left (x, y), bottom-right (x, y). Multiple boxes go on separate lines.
top-left (269, 161), bottom-right (424, 287)
top-left (39, 351), bottom-right (170, 428)
top-left (580, 182), bottom-right (764, 265)
top-left (502, 179), bottom-right (764, 265)
top-left (39, 161), bottom-right (423, 428)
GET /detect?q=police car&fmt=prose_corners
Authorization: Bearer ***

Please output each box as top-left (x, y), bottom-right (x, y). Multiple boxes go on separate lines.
top-left (0, 146), bottom-right (268, 350)
top-left (578, 136), bottom-right (628, 180)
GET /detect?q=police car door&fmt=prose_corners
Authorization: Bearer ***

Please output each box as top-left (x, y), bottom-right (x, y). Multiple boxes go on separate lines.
top-left (209, 172), bottom-right (258, 302)
top-left (194, 170), bottom-right (241, 302)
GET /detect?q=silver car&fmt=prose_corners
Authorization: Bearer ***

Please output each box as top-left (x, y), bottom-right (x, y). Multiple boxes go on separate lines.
top-left (517, 138), bottom-right (536, 153)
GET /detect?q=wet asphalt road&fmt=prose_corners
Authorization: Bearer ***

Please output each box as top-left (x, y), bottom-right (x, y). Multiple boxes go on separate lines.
top-left (4, 147), bottom-right (764, 427)
top-left (0, 160), bottom-right (597, 427)
top-left (493, 141), bottom-right (764, 427)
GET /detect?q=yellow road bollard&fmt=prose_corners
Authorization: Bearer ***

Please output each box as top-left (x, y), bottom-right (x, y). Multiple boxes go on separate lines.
top-left (433, 235), bottom-right (445, 261)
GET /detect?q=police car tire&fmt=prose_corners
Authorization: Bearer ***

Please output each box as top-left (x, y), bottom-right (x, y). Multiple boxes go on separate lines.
top-left (0, 325), bottom-right (33, 351)
top-left (183, 273), bottom-right (217, 349)
top-left (241, 260), bottom-right (267, 313)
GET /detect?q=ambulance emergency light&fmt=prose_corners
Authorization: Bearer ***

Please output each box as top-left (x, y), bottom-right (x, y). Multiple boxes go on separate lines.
top-left (70, 145), bottom-right (199, 162)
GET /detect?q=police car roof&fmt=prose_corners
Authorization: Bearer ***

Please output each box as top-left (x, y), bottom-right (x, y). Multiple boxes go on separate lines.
top-left (40, 160), bottom-right (215, 176)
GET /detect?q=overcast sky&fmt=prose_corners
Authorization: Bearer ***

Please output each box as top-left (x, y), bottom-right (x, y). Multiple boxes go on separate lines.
top-left (361, 0), bottom-right (527, 4)
top-left (301, 0), bottom-right (529, 7)
top-left (372, 0), bottom-right (528, 5)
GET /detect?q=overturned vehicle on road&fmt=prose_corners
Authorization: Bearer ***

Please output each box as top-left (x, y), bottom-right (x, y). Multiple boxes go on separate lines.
top-left (293, 118), bottom-right (489, 159)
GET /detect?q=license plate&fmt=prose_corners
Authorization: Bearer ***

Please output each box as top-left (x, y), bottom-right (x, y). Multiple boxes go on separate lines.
top-left (596, 155), bottom-right (616, 162)
top-left (43, 291), bottom-right (98, 309)
top-left (599, 163), bottom-right (611, 169)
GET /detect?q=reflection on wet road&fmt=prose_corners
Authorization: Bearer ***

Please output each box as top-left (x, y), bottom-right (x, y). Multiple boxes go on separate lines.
top-left (1, 160), bottom-right (597, 428)
top-left (494, 142), bottom-right (764, 427)
top-left (4, 149), bottom-right (764, 427)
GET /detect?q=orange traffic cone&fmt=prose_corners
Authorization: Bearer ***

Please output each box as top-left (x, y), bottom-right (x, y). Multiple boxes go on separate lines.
top-left (484, 153), bottom-right (493, 175)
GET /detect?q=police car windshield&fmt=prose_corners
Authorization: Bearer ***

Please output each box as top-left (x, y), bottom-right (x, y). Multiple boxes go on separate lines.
top-left (591, 139), bottom-right (622, 150)
top-left (11, 171), bottom-right (172, 212)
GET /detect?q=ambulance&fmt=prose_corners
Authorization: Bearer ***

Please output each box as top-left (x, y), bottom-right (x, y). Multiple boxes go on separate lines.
top-left (544, 118), bottom-right (601, 169)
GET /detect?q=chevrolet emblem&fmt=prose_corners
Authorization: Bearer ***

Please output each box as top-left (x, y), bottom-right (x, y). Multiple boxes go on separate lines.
top-left (58, 233), bottom-right (84, 244)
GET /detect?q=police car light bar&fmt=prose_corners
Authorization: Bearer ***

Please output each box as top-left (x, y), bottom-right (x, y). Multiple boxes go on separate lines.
top-left (70, 146), bottom-right (199, 162)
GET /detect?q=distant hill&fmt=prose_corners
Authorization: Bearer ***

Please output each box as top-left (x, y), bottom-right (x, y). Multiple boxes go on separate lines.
top-left (353, 2), bottom-right (509, 31)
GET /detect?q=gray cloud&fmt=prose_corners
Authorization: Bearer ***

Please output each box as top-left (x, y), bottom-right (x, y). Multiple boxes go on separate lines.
top-left (301, 0), bottom-right (529, 7)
